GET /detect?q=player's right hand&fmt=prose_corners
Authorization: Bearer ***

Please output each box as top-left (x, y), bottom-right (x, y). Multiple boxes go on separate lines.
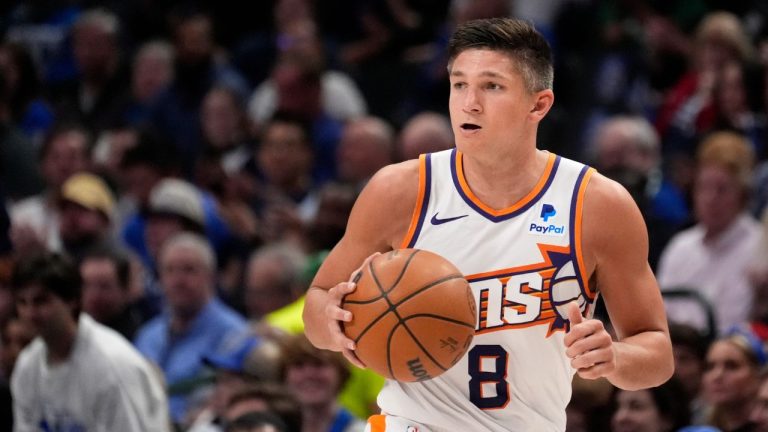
top-left (324, 252), bottom-right (380, 368)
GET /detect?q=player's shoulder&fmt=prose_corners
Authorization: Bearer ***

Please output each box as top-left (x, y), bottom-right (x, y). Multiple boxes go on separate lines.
top-left (357, 159), bottom-right (421, 206)
top-left (582, 171), bottom-right (638, 212)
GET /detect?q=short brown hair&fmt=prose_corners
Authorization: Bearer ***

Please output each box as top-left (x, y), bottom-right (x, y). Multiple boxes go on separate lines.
top-left (697, 131), bottom-right (755, 190)
top-left (278, 333), bottom-right (350, 391)
top-left (447, 17), bottom-right (553, 92)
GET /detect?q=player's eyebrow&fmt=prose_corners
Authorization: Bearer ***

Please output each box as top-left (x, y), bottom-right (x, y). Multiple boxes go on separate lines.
top-left (449, 70), bottom-right (510, 80)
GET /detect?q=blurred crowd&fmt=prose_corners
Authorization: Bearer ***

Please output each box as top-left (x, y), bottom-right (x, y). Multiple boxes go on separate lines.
top-left (1, 0), bottom-right (768, 431)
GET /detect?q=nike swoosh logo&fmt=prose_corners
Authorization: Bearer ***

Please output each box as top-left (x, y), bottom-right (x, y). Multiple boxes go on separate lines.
top-left (430, 213), bottom-right (469, 225)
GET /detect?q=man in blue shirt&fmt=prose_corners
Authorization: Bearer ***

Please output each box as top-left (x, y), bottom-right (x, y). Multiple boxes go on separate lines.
top-left (134, 232), bottom-right (246, 424)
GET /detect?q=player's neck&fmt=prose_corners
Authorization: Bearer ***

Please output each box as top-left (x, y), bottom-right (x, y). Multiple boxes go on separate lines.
top-left (461, 147), bottom-right (548, 210)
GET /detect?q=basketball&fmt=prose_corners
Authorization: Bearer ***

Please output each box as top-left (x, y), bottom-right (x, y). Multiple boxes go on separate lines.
top-left (342, 248), bottom-right (476, 382)
top-left (550, 260), bottom-right (586, 319)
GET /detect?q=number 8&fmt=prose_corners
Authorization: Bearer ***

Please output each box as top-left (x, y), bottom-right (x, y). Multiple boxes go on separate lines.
top-left (468, 344), bottom-right (510, 409)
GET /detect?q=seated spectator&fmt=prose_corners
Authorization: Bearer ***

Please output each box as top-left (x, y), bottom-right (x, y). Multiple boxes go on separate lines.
top-left (670, 323), bottom-right (711, 425)
top-left (335, 116), bottom-right (395, 189)
top-left (134, 233), bottom-right (246, 425)
top-left (279, 333), bottom-right (365, 432)
top-left (588, 115), bottom-right (689, 268)
top-left (9, 125), bottom-right (91, 256)
top-left (49, 8), bottom-right (131, 133)
top-left (225, 382), bottom-right (302, 432)
top-left (609, 377), bottom-right (692, 432)
top-left (187, 331), bottom-right (282, 432)
top-left (10, 252), bottom-right (169, 431)
top-left (57, 172), bottom-right (117, 260)
top-left (243, 244), bottom-right (306, 322)
top-left (0, 315), bottom-right (36, 381)
top-left (396, 111), bottom-right (454, 162)
top-left (79, 247), bottom-right (143, 340)
top-left (658, 131), bottom-right (761, 333)
top-left (700, 327), bottom-right (766, 431)
top-left (751, 368), bottom-right (768, 431)
top-left (226, 411), bottom-right (288, 432)
top-left (123, 40), bottom-right (175, 126)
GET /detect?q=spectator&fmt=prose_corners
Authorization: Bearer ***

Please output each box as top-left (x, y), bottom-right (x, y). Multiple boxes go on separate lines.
top-left (57, 172), bottom-right (117, 260)
top-left (187, 331), bottom-right (282, 432)
top-left (670, 323), bottom-right (711, 424)
top-left (225, 382), bottom-right (302, 432)
top-left (751, 368), bottom-right (768, 432)
top-left (9, 125), bottom-right (91, 256)
top-left (50, 8), bottom-right (130, 133)
top-left (79, 246), bottom-right (143, 339)
top-left (589, 115), bottom-right (689, 268)
top-left (226, 411), bottom-right (288, 432)
top-left (243, 244), bottom-right (306, 322)
top-left (134, 233), bottom-right (246, 424)
top-left (0, 42), bottom-right (55, 144)
top-left (279, 333), bottom-right (365, 432)
top-left (10, 252), bottom-right (169, 431)
top-left (150, 7), bottom-right (249, 176)
top-left (609, 377), bottom-right (692, 432)
top-left (396, 111), bottom-right (454, 162)
top-left (335, 116), bottom-right (395, 189)
top-left (658, 131), bottom-right (760, 333)
top-left (0, 69), bottom-right (44, 202)
top-left (0, 316), bottom-right (36, 381)
top-left (123, 40), bottom-right (175, 126)
top-left (700, 327), bottom-right (766, 431)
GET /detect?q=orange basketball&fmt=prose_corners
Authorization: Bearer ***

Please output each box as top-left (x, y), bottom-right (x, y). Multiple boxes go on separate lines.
top-left (342, 249), bottom-right (476, 382)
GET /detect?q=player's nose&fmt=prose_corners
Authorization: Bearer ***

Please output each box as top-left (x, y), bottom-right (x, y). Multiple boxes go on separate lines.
top-left (462, 88), bottom-right (482, 114)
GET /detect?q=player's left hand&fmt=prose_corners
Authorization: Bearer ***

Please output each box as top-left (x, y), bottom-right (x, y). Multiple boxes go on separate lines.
top-left (563, 301), bottom-right (616, 379)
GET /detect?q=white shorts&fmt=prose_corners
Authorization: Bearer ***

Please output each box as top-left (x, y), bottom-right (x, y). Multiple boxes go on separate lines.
top-left (365, 414), bottom-right (433, 432)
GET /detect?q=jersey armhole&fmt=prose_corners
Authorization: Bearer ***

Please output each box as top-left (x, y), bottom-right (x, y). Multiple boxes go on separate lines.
top-left (572, 167), bottom-right (596, 304)
top-left (399, 154), bottom-right (431, 249)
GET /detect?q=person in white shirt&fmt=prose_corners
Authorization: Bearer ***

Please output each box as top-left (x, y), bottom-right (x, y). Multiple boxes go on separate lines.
top-left (658, 131), bottom-right (762, 334)
top-left (10, 252), bottom-right (170, 432)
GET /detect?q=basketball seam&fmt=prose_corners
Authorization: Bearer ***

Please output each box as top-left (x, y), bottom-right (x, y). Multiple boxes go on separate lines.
top-left (349, 275), bottom-right (468, 343)
top-left (401, 313), bottom-right (476, 328)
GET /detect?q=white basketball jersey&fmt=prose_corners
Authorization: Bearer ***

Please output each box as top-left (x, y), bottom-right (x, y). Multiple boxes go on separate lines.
top-left (377, 149), bottom-right (597, 432)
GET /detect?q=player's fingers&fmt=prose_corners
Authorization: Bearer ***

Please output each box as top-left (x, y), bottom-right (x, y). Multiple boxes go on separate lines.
top-left (342, 349), bottom-right (366, 368)
top-left (574, 359), bottom-right (616, 380)
top-left (349, 252), bottom-right (382, 282)
top-left (569, 345), bottom-right (613, 370)
top-left (566, 301), bottom-right (583, 327)
top-left (327, 320), bottom-right (356, 351)
top-left (328, 282), bottom-right (356, 302)
top-left (565, 330), bottom-right (612, 358)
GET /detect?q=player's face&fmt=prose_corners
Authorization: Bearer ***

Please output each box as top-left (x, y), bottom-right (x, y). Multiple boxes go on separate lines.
top-left (610, 389), bottom-right (670, 432)
top-left (448, 49), bottom-right (543, 155)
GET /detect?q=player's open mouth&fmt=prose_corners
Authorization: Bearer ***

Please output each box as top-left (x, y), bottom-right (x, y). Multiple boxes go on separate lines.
top-left (461, 123), bottom-right (480, 130)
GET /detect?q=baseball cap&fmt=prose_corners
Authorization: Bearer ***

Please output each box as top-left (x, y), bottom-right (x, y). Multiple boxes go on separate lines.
top-left (148, 178), bottom-right (205, 228)
top-left (202, 332), bottom-right (281, 381)
top-left (60, 173), bottom-right (115, 220)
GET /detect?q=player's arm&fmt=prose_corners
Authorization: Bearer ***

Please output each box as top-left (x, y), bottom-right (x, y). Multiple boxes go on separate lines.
top-left (303, 161), bottom-right (419, 360)
top-left (566, 173), bottom-right (674, 390)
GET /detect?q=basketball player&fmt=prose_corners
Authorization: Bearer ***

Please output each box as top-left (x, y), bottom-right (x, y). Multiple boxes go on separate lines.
top-left (303, 18), bottom-right (673, 432)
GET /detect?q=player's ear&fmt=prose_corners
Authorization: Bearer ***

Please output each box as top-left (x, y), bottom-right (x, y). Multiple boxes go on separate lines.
top-left (529, 89), bottom-right (554, 122)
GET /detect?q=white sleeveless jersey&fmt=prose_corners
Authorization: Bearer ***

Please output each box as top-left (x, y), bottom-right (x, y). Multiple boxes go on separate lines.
top-left (377, 149), bottom-right (597, 432)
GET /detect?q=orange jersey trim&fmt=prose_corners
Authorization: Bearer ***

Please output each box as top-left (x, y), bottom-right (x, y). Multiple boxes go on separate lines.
top-left (400, 154), bottom-right (429, 249)
top-left (574, 168), bottom-right (595, 298)
top-left (454, 151), bottom-right (557, 217)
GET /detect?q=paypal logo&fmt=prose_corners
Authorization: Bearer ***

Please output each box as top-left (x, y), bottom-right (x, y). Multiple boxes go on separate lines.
top-left (531, 204), bottom-right (565, 236)
top-left (540, 204), bottom-right (556, 222)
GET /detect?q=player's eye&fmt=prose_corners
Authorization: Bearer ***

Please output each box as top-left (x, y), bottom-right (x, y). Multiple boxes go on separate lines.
top-left (452, 82), bottom-right (467, 90)
top-left (485, 82), bottom-right (502, 90)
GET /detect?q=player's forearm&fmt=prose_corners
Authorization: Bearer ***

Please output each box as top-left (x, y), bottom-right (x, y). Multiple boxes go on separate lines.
top-left (302, 286), bottom-right (336, 350)
top-left (606, 330), bottom-right (674, 390)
